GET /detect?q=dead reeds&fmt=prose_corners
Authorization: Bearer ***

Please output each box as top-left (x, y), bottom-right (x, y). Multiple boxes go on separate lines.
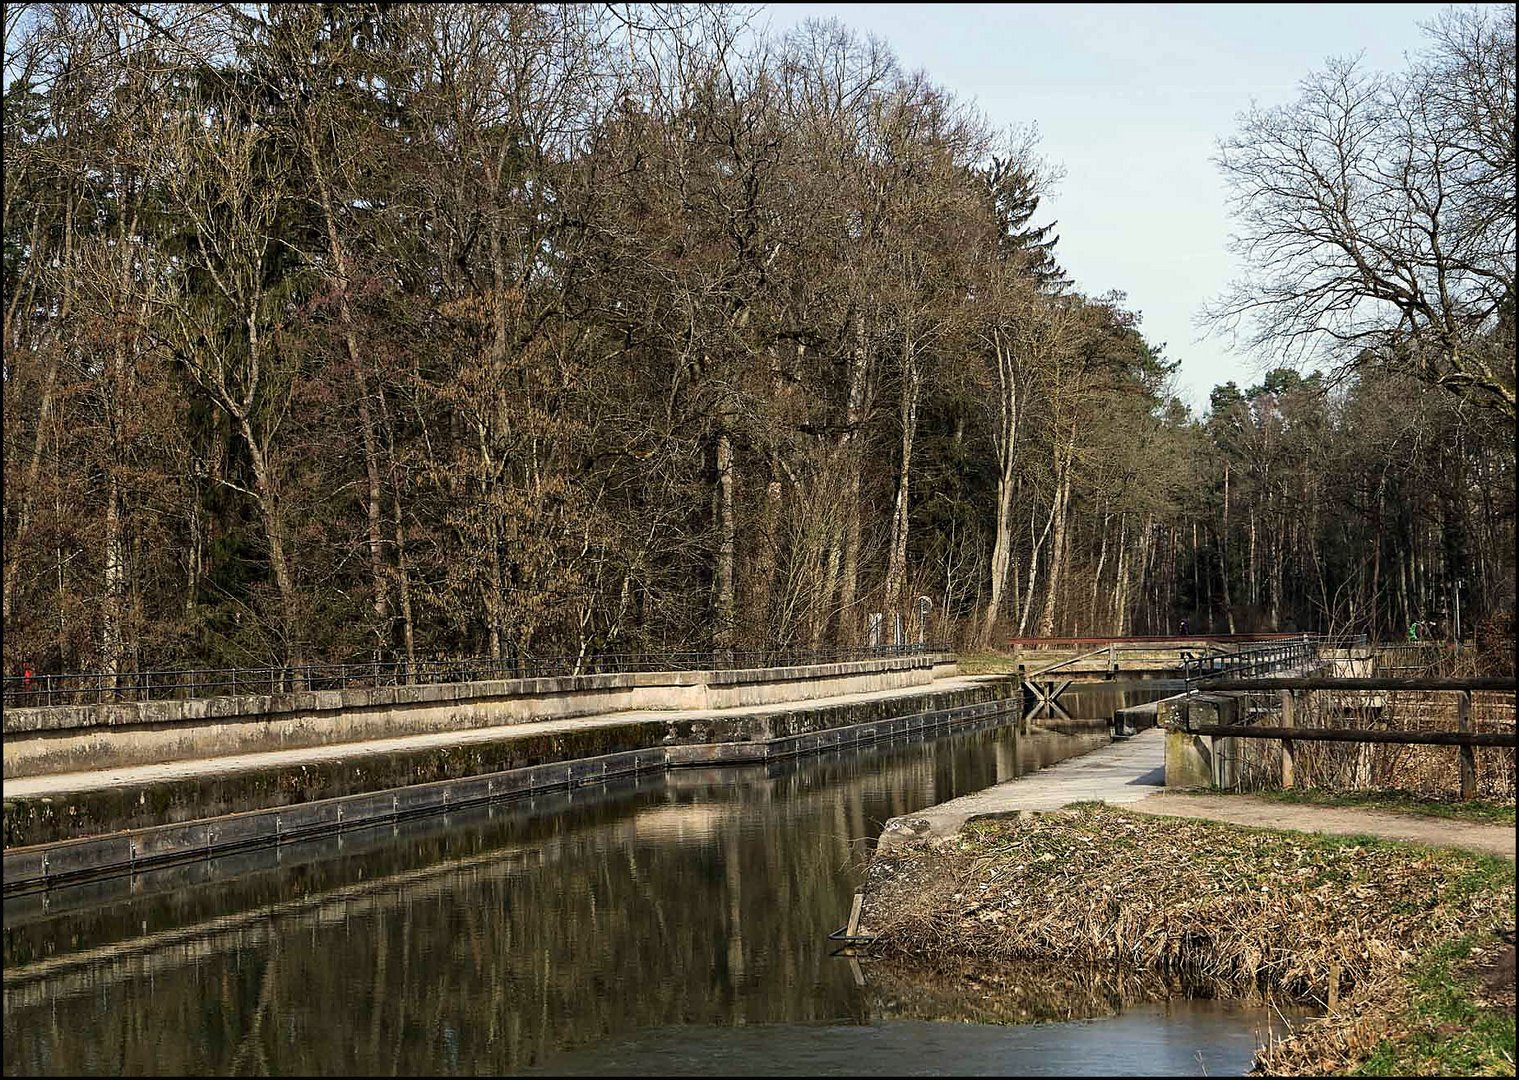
top-left (858, 806), bottom-right (1515, 1074)
top-left (1223, 688), bottom-right (1517, 799)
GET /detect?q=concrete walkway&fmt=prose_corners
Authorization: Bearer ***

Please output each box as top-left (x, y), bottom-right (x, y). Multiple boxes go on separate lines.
top-left (878, 728), bottom-right (1167, 850)
top-left (876, 724), bottom-right (1516, 861)
top-left (4, 675), bottom-right (1002, 799)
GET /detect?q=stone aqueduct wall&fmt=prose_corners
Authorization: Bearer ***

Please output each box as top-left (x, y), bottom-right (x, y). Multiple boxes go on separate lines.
top-left (3, 654), bottom-right (960, 779)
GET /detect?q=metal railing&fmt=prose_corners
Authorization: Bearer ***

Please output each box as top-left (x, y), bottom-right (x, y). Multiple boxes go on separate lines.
top-left (1371, 641), bottom-right (1464, 676)
top-left (1007, 633), bottom-right (1306, 647)
top-left (3, 643), bottom-right (948, 709)
top-left (1181, 634), bottom-right (1365, 687)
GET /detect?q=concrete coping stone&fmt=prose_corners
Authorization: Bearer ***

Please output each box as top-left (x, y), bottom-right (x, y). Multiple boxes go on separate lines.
top-left (703, 653), bottom-right (945, 686)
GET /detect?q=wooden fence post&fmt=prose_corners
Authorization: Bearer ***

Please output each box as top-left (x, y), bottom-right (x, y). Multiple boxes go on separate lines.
top-left (1280, 689), bottom-right (1295, 789)
top-left (1457, 690), bottom-right (1475, 800)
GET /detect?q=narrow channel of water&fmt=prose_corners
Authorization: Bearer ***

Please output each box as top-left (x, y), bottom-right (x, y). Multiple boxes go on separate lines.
top-left (3, 685), bottom-right (1288, 1075)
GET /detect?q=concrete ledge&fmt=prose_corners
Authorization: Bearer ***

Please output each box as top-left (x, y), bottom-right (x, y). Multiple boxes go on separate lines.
top-left (2, 677), bottom-right (1010, 849)
top-left (1161, 692), bottom-right (1257, 789)
top-left (3, 654), bottom-right (954, 778)
top-left (1, 745), bottom-right (671, 893)
top-left (874, 721), bottom-right (1149, 852)
top-left (3, 684), bottom-right (1013, 891)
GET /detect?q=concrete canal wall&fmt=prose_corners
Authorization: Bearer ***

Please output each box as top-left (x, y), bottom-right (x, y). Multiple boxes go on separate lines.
top-left (4, 666), bottom-right (1016, 884)
top-left (3, 654), bottom-right (958, 779)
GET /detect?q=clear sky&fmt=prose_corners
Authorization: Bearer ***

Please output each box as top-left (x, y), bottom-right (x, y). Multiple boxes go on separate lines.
top-left (762, 3), bottom-right (1464, 413)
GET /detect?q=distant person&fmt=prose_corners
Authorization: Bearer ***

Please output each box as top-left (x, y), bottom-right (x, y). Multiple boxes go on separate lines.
top-left (1178, 618), bottom-right (1191, 636)
top-left (1407, 621), bottom-right (1419, 642)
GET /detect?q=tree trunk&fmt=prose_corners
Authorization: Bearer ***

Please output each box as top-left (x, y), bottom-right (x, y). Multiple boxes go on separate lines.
top-left (241, 424), bottom-right (299, 664)
top-left (102, 467), bottom-right (124, 681)
top-left (752, 455), bottom-right (782, 645)
top-left (1037, 423), bottom-right (1076, 638)
top-left (883, 336), bottom-right (920, 618)
top-left (1111, 516), bottom-right (1130, 631)
top-left (1220, 462), bottom-right (1237, 633)
top-left (979, 330), bottom-right (1019, 647)
top-left (834, 313), bottom-right (871, 645)
top-left (307, 125), bottom-right (389, 633)
top-left (1018, 495), bottom-right (1057, 637)
top-left (980, 451), bottom-right (1017, 647)
top-left (1037, 467), bottom-right (1070, 637)
top-left (713, 429), bottom-right (735, 655)
top-left (391, 475), bottom-right (416, 674)
top-left (1, 208), bottom-right (55, 628)
top-left (1087, 510), bottom-right (1110, 635)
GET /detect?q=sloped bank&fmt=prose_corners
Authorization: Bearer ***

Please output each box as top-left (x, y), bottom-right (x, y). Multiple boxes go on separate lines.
top-left (855, 806), bottom-right (1515, 1075)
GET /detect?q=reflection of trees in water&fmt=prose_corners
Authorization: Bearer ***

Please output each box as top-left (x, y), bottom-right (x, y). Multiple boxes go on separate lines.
top-left (3, 724), bottom-right (1091, 1075)
top-left (860, 956), bottom-right (1255, 1027)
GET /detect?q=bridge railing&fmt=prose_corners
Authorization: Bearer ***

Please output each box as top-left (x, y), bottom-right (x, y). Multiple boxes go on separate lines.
top-left (1371, 641), bottom-right (1465, 676)
top-left (2, 643), bottom-right (951, 709)
top-left (1007, 633), bottom-right (1308, 647)
top-left (1180, 634), bottom-right (1366, 687)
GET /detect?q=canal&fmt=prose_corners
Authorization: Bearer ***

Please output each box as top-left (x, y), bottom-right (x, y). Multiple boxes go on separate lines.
top-left (3, 686), bottom-right (1292, 1075)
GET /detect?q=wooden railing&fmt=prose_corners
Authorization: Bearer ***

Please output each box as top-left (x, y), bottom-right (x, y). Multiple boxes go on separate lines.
top-left (1179, 676), bottom-right (1517, 800)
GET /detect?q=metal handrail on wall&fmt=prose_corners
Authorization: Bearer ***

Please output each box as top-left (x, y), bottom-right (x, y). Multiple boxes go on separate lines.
top-left (3, 643), bottom-right (950, 710)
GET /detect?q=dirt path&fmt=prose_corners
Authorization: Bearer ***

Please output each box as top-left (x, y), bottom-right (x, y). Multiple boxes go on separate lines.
top-left (1127, 791), bottom-right (1516, 860)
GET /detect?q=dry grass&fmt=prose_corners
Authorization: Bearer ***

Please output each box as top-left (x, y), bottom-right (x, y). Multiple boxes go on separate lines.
top-left (859, 806), bottom-right (1515, 1075)
top-left (955, 651), bottom-right (1028, 675)
top-left (1246, 787), bottom-right (1516, 826)
top-left (1259, 930), bottom-right (1516, 1076)
top-left (1223, 688), bottom-right (1517, 800)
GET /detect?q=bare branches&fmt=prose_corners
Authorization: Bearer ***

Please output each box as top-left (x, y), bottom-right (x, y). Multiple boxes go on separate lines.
top-left (1208, 17), bottom-right (1516, 420)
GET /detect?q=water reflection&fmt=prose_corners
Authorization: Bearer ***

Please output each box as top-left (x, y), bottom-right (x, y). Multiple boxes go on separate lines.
top-left (5, 685), bottom-right (1209, 1076)
top-left (520, 1006), bottom-right (1289, 1077)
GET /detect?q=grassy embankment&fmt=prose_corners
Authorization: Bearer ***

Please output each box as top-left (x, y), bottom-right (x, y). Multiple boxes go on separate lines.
top-left (957, 650), bottom-right (1085, 676)
top-left (955, 651), bottom-right (1026, 675)
top-left (859, 805), bottom-right (1515, 1076)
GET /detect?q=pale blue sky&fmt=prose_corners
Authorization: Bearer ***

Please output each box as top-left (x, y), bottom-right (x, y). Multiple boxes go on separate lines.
top-left (763, 3), bottom-right (1467, 412)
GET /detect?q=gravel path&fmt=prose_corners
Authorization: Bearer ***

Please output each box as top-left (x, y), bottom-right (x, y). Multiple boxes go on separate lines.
top-left (1125, 791), bottom-right (1516, 860)
top-left (876, 725), bottom-right (1515, 860)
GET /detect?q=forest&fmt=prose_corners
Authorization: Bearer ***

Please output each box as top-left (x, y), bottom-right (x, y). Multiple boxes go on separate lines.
top-left (3, 4), bottom-right (1514, 677)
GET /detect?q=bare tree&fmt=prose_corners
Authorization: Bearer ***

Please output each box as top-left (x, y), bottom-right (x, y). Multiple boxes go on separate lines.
top-left (1209, 9), bottom-right (1516, 419)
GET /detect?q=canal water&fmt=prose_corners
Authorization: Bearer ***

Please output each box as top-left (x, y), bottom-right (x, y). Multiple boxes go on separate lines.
top-left (3, 686), bottom-right (1293, 1075)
